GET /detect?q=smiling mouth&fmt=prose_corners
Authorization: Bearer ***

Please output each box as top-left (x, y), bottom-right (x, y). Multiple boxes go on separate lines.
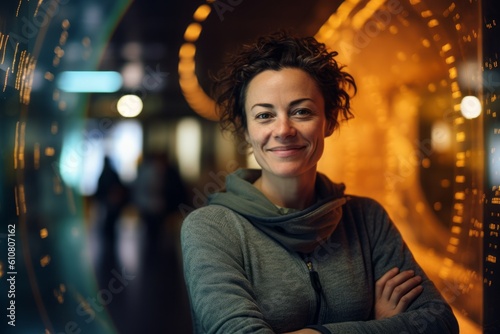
top-left (267, 145), bottom-right (306, 157)
top-left (269, 145), bottom-right (304, 151)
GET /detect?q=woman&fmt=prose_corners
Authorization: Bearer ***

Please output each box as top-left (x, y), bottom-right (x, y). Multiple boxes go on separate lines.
top-left (181, 31), bottom-right (459, 334)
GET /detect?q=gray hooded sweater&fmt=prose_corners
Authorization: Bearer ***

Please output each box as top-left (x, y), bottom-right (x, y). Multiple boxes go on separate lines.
top-left (181, 169), bottom-right (459, 334)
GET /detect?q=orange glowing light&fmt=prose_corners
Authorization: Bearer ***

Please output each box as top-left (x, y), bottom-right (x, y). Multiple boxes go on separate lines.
top-left (184, 23), bottom-right (202, 42)
top-left (193, 4), bottom-right (211, 22)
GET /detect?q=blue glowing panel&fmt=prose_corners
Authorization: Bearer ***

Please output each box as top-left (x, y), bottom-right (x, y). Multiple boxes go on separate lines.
top-left (56, 71), bottom-right (123, 93)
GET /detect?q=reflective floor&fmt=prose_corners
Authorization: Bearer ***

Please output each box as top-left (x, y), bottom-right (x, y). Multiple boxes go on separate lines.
top-left (87, 201), bottom-right (193, 334)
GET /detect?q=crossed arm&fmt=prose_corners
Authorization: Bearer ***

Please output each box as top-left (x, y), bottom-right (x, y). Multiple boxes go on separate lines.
top-left (284, 267), bottom-right (424, 334)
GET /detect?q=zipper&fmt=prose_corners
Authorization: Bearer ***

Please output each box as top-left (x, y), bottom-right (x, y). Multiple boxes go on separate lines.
top-left (306, 259), bottom-right (323, 324)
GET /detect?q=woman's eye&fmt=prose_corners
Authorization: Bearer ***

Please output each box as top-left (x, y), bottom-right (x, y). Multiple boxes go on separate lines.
top-left (256, 113), bottom-right (272, 120)
top-left (294, 109), bottom-right (311, 116)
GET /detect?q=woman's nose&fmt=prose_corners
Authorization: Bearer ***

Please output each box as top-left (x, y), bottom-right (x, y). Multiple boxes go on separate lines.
top-left (274, 117), bottom-right (296, 139)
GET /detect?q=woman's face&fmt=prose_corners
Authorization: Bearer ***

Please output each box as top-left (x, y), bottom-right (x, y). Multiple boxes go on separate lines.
top-left (244, 68), bottom-right (332, 179)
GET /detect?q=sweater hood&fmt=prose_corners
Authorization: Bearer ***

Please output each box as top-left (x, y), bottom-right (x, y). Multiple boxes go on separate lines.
top-left (208, 169), bottom-right (347, 253)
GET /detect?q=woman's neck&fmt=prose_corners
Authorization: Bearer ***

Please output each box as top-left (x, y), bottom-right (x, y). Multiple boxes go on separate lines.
top-left (254, 169), bottom-right (317, 210)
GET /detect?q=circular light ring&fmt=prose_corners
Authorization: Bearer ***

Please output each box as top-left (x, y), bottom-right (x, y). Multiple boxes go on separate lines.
top-left (178, 2), bottom-right (218, 121)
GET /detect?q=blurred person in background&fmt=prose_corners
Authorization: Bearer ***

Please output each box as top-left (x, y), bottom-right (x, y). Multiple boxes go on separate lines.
top-left (95, 155), bottom-right (130, 263)
top-left (180, 31), bottom-right (459, 334)
top-left (133, 152), bottom-right (187, 258)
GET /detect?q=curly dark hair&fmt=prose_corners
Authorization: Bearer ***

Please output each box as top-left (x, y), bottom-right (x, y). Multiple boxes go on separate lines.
top-left (211, 30), bottom-right (357, 142)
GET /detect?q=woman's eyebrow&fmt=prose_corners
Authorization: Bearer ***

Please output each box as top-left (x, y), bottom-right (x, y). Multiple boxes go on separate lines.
top-left (289, 98), bottom-right (314, 107)
top-left (250, 98), bottom-right (315, 112)
top-left (250, 103), bottom-right (274, 111)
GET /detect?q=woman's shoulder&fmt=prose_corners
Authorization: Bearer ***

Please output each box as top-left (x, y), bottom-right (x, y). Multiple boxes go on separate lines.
top-left (181, 204), bottom-right (248, 235)
top-left (181, 204), bottom-right (254, 252)
top-left (343, 194), bottom-right (386, 211)
top-left (341, 195), bottom-right (392, 229)
top-left (183, 204), bottom-right (241, 222)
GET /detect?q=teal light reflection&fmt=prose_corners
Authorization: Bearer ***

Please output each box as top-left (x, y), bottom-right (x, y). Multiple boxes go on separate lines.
top-left (56, 71), bottom-right (123, 93)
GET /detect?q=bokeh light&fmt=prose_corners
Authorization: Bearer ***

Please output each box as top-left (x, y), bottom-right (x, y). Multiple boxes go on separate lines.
top-left (460, 95), bottom-right (482, 119)
top-left (116, 94), bottom-right (143, 118)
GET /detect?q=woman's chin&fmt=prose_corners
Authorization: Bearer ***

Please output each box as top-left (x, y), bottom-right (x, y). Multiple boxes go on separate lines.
top-left (262, 164), bottom-right (316, 179)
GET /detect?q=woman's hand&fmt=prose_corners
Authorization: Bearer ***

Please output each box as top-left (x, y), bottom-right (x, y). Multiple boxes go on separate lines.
top-left (374, 267), bottom-right (423, 319)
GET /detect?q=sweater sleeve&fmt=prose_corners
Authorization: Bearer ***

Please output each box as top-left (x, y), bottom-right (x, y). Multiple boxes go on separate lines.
top-left (181, 207), bottom-right (275, 334)
top-left (322, 197), bottom-right (460, 334)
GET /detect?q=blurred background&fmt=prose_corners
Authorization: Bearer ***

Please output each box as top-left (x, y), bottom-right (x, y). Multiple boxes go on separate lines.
top-left (0, 0), bottom-right (498, 333)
